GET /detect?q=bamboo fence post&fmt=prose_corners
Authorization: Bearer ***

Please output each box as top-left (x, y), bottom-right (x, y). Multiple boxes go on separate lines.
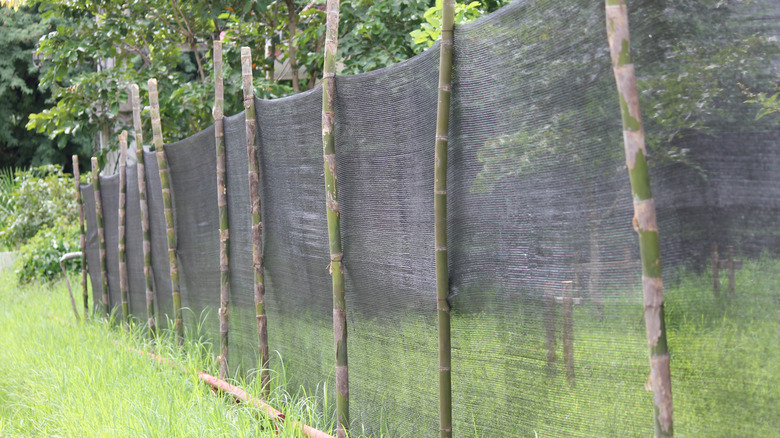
top-left (214, 40), bottom-right (231, 379)
top-left (242, 46), bottom-right (270, 395)
top-left (434, 1), bottom-right (455, 437)
top-left (712, 243), bottom-right (720, 297)
top-left (321, 2), bottom-right (348, 436)
top-left (726, 245), bottom-right (735, 296)
top-left (561, 281), bottom-right (575, 387)
top-left (91, 157), bottom-right (110, 317)
top-left (73, 155), bottom-right (89, 319)
top-left (118, 131), bottom-right (130, 326)
top-left (148, 78), bottom-right (184, 344)
top-left (544, 285), bottom-right (557, 376)
top-left (130, 84), bottom-right (157, 336)
top-left (606, 1), bottom-right (673, 435)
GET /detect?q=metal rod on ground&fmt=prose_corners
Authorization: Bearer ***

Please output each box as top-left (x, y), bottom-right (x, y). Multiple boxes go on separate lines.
top-left (214, 40), bottom-right (231, 379)
top-left (320, 1), bottom-right (348, 435)
top-left (118, 131), bottom-right (130, 326)
top-left (92, 157), bottom-right (110, 317)
top-left (605, 1), bottom-right (674, 435)
top-left (130, 84), bottom-right (157, 337)
top-left (125, 345), bottom-right (335, 438)
top-left (434, 1), bottom-right (455, 437)
top-left (561, 281), bottom-right (575, 387)
top-left (242, 46), bottom-right (270, 396)
top-left (148, 78), bottom-right (184, 345)
top-left (60, 252), bottom-right (82, 322)
top-left (73, 155), bottom-right (89, 319)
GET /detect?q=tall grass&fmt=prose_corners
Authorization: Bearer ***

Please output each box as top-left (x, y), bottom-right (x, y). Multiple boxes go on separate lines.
top-left (0, 270), bottom-right (338, 438)
top-left (1, 257), bottom-right (778, 437)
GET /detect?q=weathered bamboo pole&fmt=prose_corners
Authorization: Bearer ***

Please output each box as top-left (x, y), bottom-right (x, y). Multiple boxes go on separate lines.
top-left (214, 40), bottom-right (231, 379)
top-left (434, 1), bottom-right (455, 437)
top-left (561, 281), bottom-right (575, 387)
top-left (130, 84), bottom-right (157, 336)
top-left (118, 130), bottom-right (130, 326)
top-left (712, 243), bottom-right (720, 298)
top-left (242, 46), bottom-right (270, 396)
top-left (321, 2), bottom-right (348, 436)
top-left (606, 1), bottom-right (673, 436)
top-left (91, 157), bottom-right (110, 317)
top-left (544, 285), bottom-right (557, 376)
top-left (73, 155), bottom-right (89, 319)
top-left (148, 78), bottom-right (184, 344)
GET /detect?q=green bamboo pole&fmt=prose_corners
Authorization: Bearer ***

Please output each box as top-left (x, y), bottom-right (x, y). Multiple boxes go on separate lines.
top-left (242, 46), bottom-right (270, 396)
top-left (130, 84), bottom-right (157, 336)
top-left (213, 40), bottom-right (230, 379)
top-left (321, 1), bottom-right (348, 436)
top-left (118, 130), bottom-right (130, 326)
top-left (148, 78), bottom-right (184, 345)
top-left (73, 155), bottom-right (89, 319)
top-left (605, 1), bottom-right (673, 436)
top-left (434, 1), bottom-right (455, 437)
top-left (91, 157), bottom-right (110, 317)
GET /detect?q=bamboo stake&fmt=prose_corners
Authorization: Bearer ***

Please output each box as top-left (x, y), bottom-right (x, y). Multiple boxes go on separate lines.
top-left (91, 157), bottom-right (110, 317)
top-left (118, 131), bottom-right (130, 326)
top-left (712, 243), bottom-right (720, 298)
top-left (321, 2), bottom-right (348, 436)
top-left (73, 155), bottom-right (89, 319)
top-left (434, 1), bottom-right (455, 437)
top-left (214, 40), bottom-right (231, 379)
top-left (148, 78), bottom-right (184, 344)
top-left (606, 1), bottom-right (673, 436)
top-left (544, 285), bottom-right (557, 376)
top-left (562, 281), bottom-right (575, 387)
top-left (242, 46), bottom-right (270, 396)
top-left (130, 84), bottom-right (157, 336)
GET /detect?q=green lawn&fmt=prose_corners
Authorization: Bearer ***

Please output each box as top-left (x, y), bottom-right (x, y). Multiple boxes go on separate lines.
top-left (0, 270), bottom-right (336, 438)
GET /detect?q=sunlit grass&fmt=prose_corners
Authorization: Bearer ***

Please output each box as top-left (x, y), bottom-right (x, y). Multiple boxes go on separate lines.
top-left (0, 270), bottom-right (338, 438)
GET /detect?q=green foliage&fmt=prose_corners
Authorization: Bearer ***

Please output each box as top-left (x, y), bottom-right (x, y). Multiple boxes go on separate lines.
top-left (0, 165), bottom-right (76, 249)
top-left (14, 216), bottom-right (79, 283)
top-left (742, 76), bottom-right (780, 121)
top-left (410, 0), bottom-right (484, 51)
top-left (0, 5), bottom-right (91, 170)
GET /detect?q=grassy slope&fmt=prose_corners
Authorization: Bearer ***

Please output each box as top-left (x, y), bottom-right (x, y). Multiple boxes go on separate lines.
top-left (0, 257), bottom-right (778, 437)
top-left (0, 271), bottom-right (335, 438)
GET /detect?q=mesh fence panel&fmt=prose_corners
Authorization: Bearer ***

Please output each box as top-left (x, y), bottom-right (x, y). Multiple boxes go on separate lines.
top-left (79, 0), bottom-right (779, 435)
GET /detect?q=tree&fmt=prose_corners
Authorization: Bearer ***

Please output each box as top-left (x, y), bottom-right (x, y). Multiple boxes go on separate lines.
top-left (0, 4), bottom-right (90, 171)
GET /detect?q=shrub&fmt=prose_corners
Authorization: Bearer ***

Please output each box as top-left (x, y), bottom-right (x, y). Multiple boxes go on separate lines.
top-left (0, 165), bottom-right (76, 249)
top-left (14, 216), bottom-right (80, 283)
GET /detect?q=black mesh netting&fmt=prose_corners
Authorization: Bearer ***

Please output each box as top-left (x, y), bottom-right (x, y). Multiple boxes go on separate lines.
top-left (81, 0), bottom-right (779, 435)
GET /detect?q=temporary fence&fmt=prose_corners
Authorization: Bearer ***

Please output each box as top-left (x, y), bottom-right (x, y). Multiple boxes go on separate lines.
top-left (77, 0), bottom-right (779, 436)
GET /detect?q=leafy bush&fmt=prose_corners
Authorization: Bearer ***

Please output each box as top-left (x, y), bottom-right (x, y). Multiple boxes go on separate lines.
top-left (0, 165), bottom-right (76, 249)
top-left (14, 216), bottom-right (80, 283)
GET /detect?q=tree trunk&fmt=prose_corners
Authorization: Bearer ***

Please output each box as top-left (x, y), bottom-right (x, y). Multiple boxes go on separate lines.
top-left (242, 46), bottom-right (271, 397)
top-left (321, 1), bottom-right (348, 436)
top-left (214, 40), bottom-right (231, 379)
top-left (73, 155), bottom-right (89, 319)
top-left (434, 2), bottom-right (455, 437)
top-left (91, 157), bottom-right (110, 317)
top-left (130, 84), bottom-right (157, 337)
top-left (285, 0), bottom-right (300, 92)
top-left (148, 78), bottom-right (185, 345)
top-left (118, 130), bottom-right (130, 327)
top-left (605, 1), bottom-right (673, 436)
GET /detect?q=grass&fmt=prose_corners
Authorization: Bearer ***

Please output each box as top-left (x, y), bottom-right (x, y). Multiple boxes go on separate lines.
top-left (0, 269), bottom-right (338, 438)
top-left (0, 256), bottom-right (778, 437)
